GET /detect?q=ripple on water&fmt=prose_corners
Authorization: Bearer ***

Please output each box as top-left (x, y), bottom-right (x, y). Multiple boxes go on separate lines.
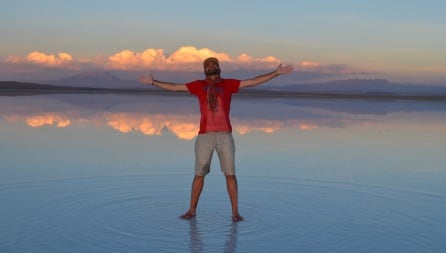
top-left (1, 175), bottom-right (445, 252)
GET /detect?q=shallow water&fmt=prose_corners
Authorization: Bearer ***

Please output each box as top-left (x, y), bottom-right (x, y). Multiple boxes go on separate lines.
top-left (1, 94), bottom-right (446, 252)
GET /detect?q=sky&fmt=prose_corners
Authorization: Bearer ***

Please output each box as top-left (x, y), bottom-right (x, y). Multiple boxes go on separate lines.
top-left (1, 0), bottom-right (445, 84)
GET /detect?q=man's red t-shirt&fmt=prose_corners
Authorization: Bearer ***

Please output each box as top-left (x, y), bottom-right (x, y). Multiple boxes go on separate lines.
top-left (186, 79), bottom-right (241, 134)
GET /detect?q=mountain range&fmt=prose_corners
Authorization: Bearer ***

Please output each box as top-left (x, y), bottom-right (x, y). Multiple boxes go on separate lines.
top-left (46, 71), bottom-right (143, 89)
top-left (2, 71), bottom-right (446, 97)
top-left (272, 79), bottom-right (446, 95)
top-left (51, 71), bottom-right (446, 95)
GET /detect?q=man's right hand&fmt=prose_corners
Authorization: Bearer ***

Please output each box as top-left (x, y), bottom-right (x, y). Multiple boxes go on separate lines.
top-left (139, 74), bottom-right (154, 85)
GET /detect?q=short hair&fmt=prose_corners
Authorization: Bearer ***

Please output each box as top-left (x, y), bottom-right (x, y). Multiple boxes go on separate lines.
top-left (203, 57), bottom-right (219, 67)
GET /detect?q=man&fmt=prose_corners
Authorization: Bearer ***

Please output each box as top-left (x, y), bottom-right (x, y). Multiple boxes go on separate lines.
top-left (139, 57), bottom-right (293, 222)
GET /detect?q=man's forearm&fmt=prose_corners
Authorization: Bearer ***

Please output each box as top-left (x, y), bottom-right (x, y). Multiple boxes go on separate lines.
top-left (152, 80), bottom-right (188, 92)
top-left (240, 70), bottom-right (278, 88)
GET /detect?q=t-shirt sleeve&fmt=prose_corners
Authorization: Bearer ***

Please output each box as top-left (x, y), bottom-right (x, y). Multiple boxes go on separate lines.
top-left (186, 80), bottom-right (201, 95)
top-left (227, 79), bottom-right (241, 94)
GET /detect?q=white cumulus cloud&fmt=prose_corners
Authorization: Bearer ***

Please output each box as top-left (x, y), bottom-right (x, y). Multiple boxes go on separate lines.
top-left (3, 46), bottom-right (374, 81)
top-left (26, 51), bottom-right (73, 67)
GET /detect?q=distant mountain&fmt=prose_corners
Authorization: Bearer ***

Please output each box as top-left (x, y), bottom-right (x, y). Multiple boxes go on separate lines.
top-left (2, 80), bottom-right (446, 101)
top-left (0, 80), bottom-right (166, 97)
top-left (272, 79), bottom-right (446, 95)
top-left (0, 81), bottom-right (60, 89)
top-left (47, 71), bottom-right (145, 89)
top-left (42, 71), bottom-right (446, 96)
top-left (4, 73), bottom-right (446, 99)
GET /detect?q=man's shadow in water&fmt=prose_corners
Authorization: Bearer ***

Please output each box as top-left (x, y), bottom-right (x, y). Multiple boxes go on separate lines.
top-left (188, 218), bottom-right (238, 253)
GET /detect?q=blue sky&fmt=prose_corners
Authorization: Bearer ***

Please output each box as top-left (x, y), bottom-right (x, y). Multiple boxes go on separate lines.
top-left (1, 0), bottom-right (445, 84)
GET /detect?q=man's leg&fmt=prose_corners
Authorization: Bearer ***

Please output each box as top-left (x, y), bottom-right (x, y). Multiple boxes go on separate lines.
top-left (216, 133), bottom-right (243, 222)
top-left (225, 174), bottom-right (243, 222)
top-left (180, 175), bottom-right (205, 219)
top-left (181, 133), bottom-right (212, 219)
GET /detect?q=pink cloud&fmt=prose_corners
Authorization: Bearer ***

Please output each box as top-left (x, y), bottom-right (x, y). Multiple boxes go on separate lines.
top-left (106, 46), bottom-right (281, 71)
top-left (167, 46), bottom-right (232, 64)
top-left (3, 46), bottom-right (372, 78)
top-left (300, 61), bottom-right (321, 68)
top-left (106, 49), bottom-right (167, 70)
top-left (23, 51), bottom-right (73, 67)
top-left (5, 51), bottom-right (101, 70)
top-left (295, 60), bottom-right (372, 75)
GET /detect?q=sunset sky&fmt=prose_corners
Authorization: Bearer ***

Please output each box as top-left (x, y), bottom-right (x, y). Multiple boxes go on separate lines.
top-left (1, 0), bottom-right (445, 84)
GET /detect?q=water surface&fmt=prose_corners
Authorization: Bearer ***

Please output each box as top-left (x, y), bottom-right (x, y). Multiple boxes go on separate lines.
top-left (1, 94), bottom-right (445, 252)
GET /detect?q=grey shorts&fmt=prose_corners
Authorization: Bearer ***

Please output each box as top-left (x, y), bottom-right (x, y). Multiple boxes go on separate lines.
top-left (194, 132), bottom-right (236, 176)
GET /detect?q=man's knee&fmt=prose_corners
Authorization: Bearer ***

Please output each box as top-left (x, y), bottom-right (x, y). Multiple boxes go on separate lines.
top-left (195, 163), bottom-right (210, 176)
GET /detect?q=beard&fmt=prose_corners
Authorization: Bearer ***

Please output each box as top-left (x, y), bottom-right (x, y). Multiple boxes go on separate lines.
top-left (205, 66), bottom-right (221, 76)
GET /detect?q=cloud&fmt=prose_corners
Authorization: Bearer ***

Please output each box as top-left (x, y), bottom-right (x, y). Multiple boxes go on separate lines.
top-left (168, 46), bottom-right (232, 64)
top-left (4, 46), bottom-right (282, 72)
top-left (6, 51), bottom-right (74, 67)
top-left (300, 61), bottom-right (321, 68)
top-left (106, 46), bottom-right (281, 71)
top-left (2, 46), bottom-right (373, 82)
top-left (106, 49), bottom-right (166, 70)
top-left (296, 60), bottom-right (365, 74)
top-left (299, 124), bottom-right (318, 130)
top-left (4, 51), bottom-right (103, 71)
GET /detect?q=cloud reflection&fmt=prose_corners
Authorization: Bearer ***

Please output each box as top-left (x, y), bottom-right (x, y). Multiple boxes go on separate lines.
top-left (5, 93), bottom-right (443, 140)
top-left (0, 100), bottom-right (327, 140)
top-left (25, 114), bottom-right (71, 128)
top-left (105, 113), bottom-right (199, 140)
top-left (3, 111), bottom-right (321, 140)
top-left (5, 113), bottom-right (71, 128)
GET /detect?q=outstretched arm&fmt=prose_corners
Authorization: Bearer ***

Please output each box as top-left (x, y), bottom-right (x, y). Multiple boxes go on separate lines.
top-left (139, 74), bottom-right (189, 92)
top-left (239, 64), bottom-right (293, 89)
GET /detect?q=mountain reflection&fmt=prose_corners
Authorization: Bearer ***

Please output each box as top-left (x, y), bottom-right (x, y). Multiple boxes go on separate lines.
top-left (1, 94), bottom-right (445, 140)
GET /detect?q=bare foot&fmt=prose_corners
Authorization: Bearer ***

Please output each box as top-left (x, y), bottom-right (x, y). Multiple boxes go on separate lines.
top-left (232, 214), bottom-right (244, 222)
top-left (180, 211), bottom-right (196, 220)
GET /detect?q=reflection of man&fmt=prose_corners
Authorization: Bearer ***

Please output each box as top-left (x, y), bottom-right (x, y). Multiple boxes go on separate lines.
top-left (188, 218), bottom-right (238, 252)
top-left (139, 57), bottom-right (293, 222)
